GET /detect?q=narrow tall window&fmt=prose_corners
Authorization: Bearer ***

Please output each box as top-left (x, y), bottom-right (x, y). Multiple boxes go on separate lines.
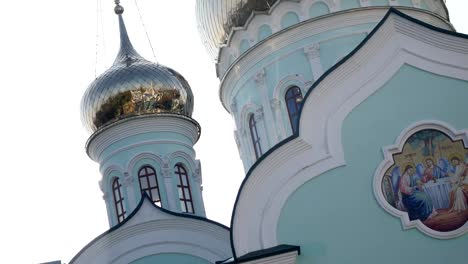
top-left (249, 114), bottom-right (262, 159)
top-left (112, 178), bottom-right (126, 224)
top-left (175, 164), bottom-right (195, 214)
top-left (138, 166), bottom-right (161, 206)
top-left (285, 86), bottom-right (303, 134)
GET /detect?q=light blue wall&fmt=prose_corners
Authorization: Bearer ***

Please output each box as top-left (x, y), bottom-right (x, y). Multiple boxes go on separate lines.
top-left (99, 127), bottom-right (204, 226)
top-left (265, 49), bottom-right (312, 98)
top-left (309, 2), bottom-right (330, 18)
top-left (398, 0), bottom-right (413, 7)
top-left (340, 0), bottom-right (360, 9)
top-left (130, 253), bottom-right (210, 264)
top-left (277, 65), bottom-right (468, 264)
top-left (240, 39), bottom-right (250, 54)
top-left (258, 24), bottom-right (273, 42)
top-left (231, 23), bottom-right (375, 170)
top-left (319, 32), bottom-right (368, 70)
top-left (370, 0), bottom-right (389, 6)
top-left (281, 12), bottom-right (300, 29)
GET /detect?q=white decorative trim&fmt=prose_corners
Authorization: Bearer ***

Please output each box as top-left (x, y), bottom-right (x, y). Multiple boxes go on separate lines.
top-left (373, 120), bottom-right (468, 239)
top-left (126, 152), bottom-right (163, 177)
top-left (240, 250), bottom-right (299, 264)
top-left (87, 115), bottom-right (199, 162)
top-left (231, 12), bottom-right (468, 256)
top-left (70, 199), bottom-right (231, 264)
top-left (123, 172), bottom-right (134, 187)
top-left (220, 7), bottom-right (452, 112)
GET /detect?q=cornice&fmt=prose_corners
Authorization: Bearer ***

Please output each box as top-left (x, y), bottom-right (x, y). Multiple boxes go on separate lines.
top-left (86, 114), bottom-right (201, 162)
top-left (219, 7), bottom-right (453, 113)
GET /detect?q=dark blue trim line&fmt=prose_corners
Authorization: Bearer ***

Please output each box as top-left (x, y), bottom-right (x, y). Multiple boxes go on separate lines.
top-left (228, 7), bottom-right (468, 260)
top-left (69, 192), bottom-right (230, 263)
top-left (217, 245), bottom-right (300, 264)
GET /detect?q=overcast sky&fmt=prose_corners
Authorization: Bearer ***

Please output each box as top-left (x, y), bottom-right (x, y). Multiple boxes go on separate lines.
top-left (0, 1), bottom-right (466, 263)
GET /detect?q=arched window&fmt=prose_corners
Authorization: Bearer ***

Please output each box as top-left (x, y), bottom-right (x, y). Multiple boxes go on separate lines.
top-left (112, 178), bottom-right (126, 224)
top-left (138, 165), bottom-right (161, 206)
top-left (174, 164), bottom-right (194, 214)
top-left (285, 86), bottom-right (303, 134)
top-left (249, 114), bottom-right (262, 159)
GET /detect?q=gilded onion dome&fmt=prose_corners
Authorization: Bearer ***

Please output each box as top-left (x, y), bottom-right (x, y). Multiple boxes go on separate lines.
top-left (196, 0), bottom-right (277, 60)
top-left (81, 6), bottom-right (194, 133)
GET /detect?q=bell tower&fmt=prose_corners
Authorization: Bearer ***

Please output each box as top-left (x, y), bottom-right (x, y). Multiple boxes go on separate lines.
top-left (81, 1), bottom-right (205, 227)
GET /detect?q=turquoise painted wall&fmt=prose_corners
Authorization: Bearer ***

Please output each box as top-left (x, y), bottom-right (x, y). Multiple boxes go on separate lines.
top-left (309, 2), bottom-right (330, 18)
top-left (320, 32), bottom-right (367, 70)
top-left (281, 12), bottom-right (300, 29)
top-left (100, 128), bottom-right (204, 226)
top-left (130, 253), bottom-right (210, 264)
top-left (277, 65), bottom-right (468, 264)
top-left (398, 0), bottom-right (413, 7)
top-left (370, 0), bottom-right (389, 6)
top-left (258, 24), bottom-right (273, 42)
top-left (340, 0), bottom-right (360, 9)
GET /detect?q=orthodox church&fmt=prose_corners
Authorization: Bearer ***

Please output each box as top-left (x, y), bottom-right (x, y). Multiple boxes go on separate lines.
top-left (69, 0), bottom-right (468, 263)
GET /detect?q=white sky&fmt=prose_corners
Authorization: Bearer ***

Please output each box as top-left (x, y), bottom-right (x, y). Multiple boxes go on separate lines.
top-left (0, 1), bottom-right (466, 263)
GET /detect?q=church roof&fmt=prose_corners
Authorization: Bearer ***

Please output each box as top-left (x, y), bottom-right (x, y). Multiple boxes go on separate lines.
top-left (69, 193), bottom-right (230, 264)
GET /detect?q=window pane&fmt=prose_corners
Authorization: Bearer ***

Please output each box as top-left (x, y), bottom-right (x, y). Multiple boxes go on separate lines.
top-left (182, 175), bottom-right (188, 186)
top-left (151, 189), bottom-right (160, 202)
top-left (178, 187), bottom-right (183, 198)
top-left (180, 200), bottom-right (187, 212)
top-left (187, 202), bottom-right (194, 214)
top-left (139, 177), bottom-right (148, 189)
top-left (184, 188), bottom-right (191, 200)
top-left (149, 175), bottom-right (157, 188)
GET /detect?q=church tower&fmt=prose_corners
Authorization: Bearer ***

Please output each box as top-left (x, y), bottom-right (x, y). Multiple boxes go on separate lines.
top-left (81, 1), bottom-right (205, 227)
top-left (196, 0), bottom-right (450, 171)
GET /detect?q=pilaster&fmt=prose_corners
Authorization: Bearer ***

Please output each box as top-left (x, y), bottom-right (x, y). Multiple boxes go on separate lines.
top-left (122, 172), bottom-right (136, 208)
top-left (162, 155), bottom-right (177, 212)
top-left (304, 43), bottom-right (324, 80)
top-left (255, 69), bottom-right (277, 146)
top-left (270, 98), bottom-right (285, 140)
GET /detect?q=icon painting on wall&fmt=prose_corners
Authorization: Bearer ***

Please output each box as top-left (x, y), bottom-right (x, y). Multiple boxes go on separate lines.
top-left (381, 129), bottom-right (468, 233)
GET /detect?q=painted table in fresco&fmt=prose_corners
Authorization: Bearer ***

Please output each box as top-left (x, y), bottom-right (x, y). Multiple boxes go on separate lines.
top-left (423, 177), bottom-right (452, 210)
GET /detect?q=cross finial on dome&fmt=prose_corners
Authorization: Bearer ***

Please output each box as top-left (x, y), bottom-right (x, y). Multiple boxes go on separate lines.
top-left (112, 0), bottom-right (145, 65)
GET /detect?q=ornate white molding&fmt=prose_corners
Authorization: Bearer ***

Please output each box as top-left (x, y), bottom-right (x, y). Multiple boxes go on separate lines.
top-left (373, 120), bottom-right (468, 239)
top-left (70, 199), bottom-right (231, 264)
top-left (122, 172), bottom-right (133, 187)
top-left (303, 43), bottom-right (320, 59)
top-left (359, 0), bottom-right (369, 7)
top-left (87, 115), bottom-right (200, 163)
top-left (219, 8), bottom-right (452, 111)
top-left (161, 154), bottom-right (172, 178)
top-left (255, 107), bottom-right (265, 121)
top-left (254, 69), bottom-right (267, 87)
top-left (125, 153), bottom-right (163, 177)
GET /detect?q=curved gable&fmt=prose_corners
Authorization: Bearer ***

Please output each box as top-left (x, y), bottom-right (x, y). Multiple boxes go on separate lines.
top-left (230, 8), bottom-right (468, 259)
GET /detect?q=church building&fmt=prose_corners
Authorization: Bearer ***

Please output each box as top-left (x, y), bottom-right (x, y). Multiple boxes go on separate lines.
top-left (70, 0), bottom-right (468, 263)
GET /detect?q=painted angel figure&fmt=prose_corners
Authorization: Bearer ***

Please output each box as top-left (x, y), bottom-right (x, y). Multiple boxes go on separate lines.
top-left (448, 157), bottom-right (468, 213)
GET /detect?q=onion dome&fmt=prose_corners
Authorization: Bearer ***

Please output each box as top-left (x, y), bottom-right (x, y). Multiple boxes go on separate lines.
top-left (81, 4), bottom-right (194, 133)
top-left (196, 0), bottom-right (276, 60)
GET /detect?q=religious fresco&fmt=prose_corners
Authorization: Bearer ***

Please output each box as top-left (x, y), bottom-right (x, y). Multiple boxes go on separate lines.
top-left (381, 129), bottom-right (468, 233)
